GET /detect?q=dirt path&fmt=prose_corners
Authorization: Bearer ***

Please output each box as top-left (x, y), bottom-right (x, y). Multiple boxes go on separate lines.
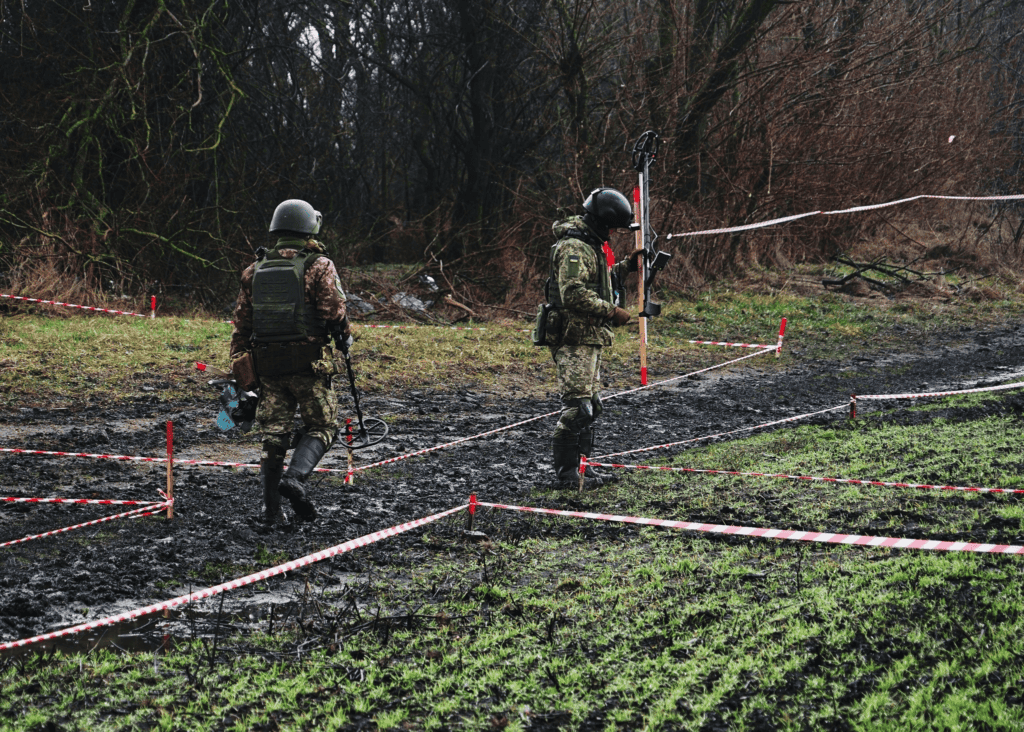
top-left (2, 322), bottom-right (1023, 645)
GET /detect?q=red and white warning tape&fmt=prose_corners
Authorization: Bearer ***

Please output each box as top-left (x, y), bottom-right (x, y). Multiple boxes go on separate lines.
top-left (583, 459), bottom-right (1024, 495)
top-left (476, 500), bottom-right (1024, 555)
top-left (0, 293), bottom-right (149, 318)
top-left (821, 193), bottom-right (1024, 215)
top-left (666, 193), bottom-right (1024, 239)
top-left (667, 211), bottom-right (823, 239)
top-left (689, 340), bottom-right (774, 349)
top-left (359, 324), bottom-right (488, 331)
top-left (0, 501), bottom-right (171, 549)
top-left (857, 380), bottom-right (1024, 401)
top-left (1, 496), bottom-right (162, 506)
top-left (605, 345), bottom-right (777, 401)
top-left (0, 503), bottom-right (464, 651)
top-left (595, 404), bottom-right (847, 460)
top-left (0, 447), bottom-right (175, 464)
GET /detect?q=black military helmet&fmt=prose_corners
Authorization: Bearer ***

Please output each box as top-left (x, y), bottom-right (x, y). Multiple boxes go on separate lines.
top-left (582, 188), bottom-right (633, 229)
top-left (269, 199), bottom-right (322, 235)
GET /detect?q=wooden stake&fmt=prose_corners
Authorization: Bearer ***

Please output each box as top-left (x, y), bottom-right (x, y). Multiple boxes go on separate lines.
top-left (775, 317), bottom-right (788, 358)
top-left (345, 418), bottom-right (354, 484)
top-left (165, 420), bottom-right (174, 519)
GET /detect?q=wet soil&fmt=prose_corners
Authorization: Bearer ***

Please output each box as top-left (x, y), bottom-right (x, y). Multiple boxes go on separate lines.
top-left (3, 321), bottom-right (1024, 646)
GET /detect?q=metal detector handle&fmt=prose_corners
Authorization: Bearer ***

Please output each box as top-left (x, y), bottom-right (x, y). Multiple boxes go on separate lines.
top-left (341, 349), bottom-right (366, 426)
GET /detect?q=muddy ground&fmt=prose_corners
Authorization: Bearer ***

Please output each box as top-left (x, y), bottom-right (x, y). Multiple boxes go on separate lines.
top-left (2, 322), bottom-right (1024, 648)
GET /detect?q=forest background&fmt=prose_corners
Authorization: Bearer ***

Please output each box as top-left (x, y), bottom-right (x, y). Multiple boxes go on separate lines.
top-left (1, 0), bottom-right (1022, 314)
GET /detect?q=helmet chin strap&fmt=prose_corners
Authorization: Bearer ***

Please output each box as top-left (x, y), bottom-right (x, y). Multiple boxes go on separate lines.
top-left (581, 212), bottom-right (610, 242)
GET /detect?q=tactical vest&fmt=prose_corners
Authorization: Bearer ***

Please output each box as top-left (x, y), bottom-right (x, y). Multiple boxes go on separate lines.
top-left (546, 229), bottom-right (612, 306)
top-left (251, 248), bottom-right (328, 343)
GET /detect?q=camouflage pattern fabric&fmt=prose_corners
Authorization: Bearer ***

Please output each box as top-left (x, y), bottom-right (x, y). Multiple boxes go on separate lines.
top-left (552, 344), bottom-right (602, 438)
top-left (548, 216), bottom-right (633, 348)
top-left (230, 238), bottom-right (349, 360)
top-left (257, 369), bottom-right (339, 453)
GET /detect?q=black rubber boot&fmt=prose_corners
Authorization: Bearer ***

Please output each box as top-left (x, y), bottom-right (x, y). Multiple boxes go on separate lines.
top-left (552, 435), bottom-right (582, 488)
top-left (249, 445), bottom-right (288, 527)
top-left (279, 434), bottom-right (326, 521)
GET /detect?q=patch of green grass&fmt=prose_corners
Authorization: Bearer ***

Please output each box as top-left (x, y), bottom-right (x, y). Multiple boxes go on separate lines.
top-left (254, 544), bottom-right (290, 566)
top-left (0, 313), bottom-right (228, 409)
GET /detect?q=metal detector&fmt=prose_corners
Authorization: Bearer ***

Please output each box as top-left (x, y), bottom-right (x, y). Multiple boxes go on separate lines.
top-left (338, 345), bottom-right (388, 450)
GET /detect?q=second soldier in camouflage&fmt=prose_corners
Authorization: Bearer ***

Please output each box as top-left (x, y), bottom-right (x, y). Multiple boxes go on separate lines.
top-left (544, 188), bottom-right (643, 487)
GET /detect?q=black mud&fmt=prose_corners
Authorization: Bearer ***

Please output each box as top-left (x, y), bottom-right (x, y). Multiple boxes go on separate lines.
top-left (3, 323), bottom-right (1024, 645)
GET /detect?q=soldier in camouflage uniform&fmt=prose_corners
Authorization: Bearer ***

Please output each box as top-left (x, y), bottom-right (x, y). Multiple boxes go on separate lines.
top-left (230, 199), bottom-right (352, 527)
top-left (545, 188), bottom-right (643, 487)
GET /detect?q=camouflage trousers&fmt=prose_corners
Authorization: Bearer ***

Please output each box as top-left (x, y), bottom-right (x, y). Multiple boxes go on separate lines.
top-left (551, 343), bottom-right (603, 439)
top-left (257, 371), bottom-right (338, 456)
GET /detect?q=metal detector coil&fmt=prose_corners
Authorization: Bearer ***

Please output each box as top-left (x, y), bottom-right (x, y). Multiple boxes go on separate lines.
top-left (341, 416), bottom-right (389, 450)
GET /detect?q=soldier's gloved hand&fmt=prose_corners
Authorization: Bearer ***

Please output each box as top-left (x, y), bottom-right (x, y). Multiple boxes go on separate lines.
top-left (626, 248), bottom-right (645, 273)
top-left (338, 334), bottom-right (355, 355)
top-left (611, 307), bottom-right (631, 326)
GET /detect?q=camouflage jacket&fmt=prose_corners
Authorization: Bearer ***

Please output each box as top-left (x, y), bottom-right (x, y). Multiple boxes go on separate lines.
top-left (549, 216), bottom-right (632, 348)
top-left (229, 238), bottom-right (349, 360)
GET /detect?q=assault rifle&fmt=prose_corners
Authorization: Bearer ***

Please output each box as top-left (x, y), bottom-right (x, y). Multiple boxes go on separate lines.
top-left (630, 130), bottom-right (672, 385)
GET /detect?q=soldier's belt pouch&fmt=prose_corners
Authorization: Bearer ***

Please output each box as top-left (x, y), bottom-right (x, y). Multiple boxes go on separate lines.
top-left (532, 303), bottom-right (553, 347)
top-left (231, 351), bottom-right (259, 391)
top-left (254, 343), bottom-right (323, 377)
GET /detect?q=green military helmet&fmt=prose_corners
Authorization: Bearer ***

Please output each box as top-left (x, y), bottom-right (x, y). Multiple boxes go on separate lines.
top-left (582, 188), bottom-right (633, 229)
top-left (269, 199), bottom-right (322, 235)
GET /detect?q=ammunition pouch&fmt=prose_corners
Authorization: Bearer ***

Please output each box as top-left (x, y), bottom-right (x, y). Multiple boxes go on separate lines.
top-left (532, 303), bottom-right (553, 347)
top-left (231, 351), bottom-right (259, 391)
top-left (532, 303), bottom-right (564, 348)
top-left (253, 342), bottom-right (324, 377)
